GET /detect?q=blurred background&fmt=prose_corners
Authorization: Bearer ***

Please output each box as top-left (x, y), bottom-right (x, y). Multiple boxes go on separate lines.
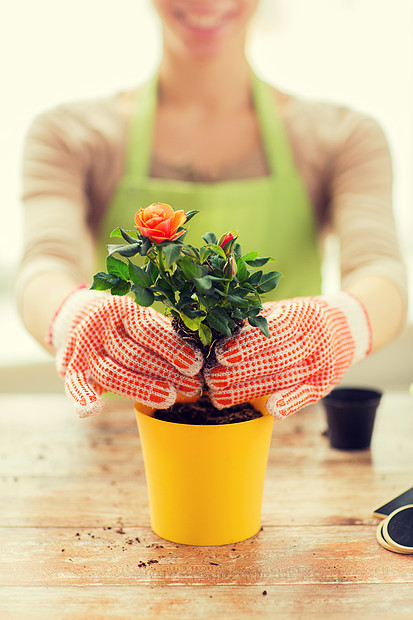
top-left (1, 0), bottom-right (412, 391)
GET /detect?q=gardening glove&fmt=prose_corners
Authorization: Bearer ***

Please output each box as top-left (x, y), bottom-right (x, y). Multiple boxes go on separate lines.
top-left (204, 291), bottom-right (371, 419)
top-left (48, 285), bottom-right (203, 417)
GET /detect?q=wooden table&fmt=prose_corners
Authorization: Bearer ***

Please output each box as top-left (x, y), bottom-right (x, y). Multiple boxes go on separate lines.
top-left (1, 391), bottom-right (412, 619)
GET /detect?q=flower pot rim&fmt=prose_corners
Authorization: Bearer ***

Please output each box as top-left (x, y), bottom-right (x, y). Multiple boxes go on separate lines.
top-left (324, 386), bottom-right (382, 406)
top-left (134, 398), bottom-right (272, 428)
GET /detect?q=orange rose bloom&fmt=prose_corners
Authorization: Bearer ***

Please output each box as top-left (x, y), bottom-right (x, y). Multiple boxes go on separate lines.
top-left (134, 203), bottom-right (187, 243)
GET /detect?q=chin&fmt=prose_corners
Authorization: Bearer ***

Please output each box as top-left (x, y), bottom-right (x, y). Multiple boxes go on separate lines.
top-left (154, 0), bottom-right (259, 57)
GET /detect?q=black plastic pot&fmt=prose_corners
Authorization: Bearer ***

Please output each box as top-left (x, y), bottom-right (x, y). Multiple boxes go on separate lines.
top-left (323, 387), bottom-right (382, 450)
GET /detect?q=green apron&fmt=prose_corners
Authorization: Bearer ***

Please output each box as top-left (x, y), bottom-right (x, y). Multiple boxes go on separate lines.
top-left (98, 72), bottom-right (321, 300)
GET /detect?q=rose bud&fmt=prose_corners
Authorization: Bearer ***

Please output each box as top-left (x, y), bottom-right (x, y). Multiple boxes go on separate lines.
top-left (218, 232), bottom-right (238, 255)
top-left (224, 255), bottom-right (237, 279)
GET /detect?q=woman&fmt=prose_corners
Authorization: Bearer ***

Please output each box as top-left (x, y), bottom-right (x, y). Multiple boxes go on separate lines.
top-left (17, 1), bottom-right (407, 417)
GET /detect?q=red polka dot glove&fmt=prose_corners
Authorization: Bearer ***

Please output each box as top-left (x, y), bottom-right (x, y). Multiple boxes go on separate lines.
top-left (48, 286), bottom-right (203, 417)
top-left (204, 292), bottom-right (372, 419)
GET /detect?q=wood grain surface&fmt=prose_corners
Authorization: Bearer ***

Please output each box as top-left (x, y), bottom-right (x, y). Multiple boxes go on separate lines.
top-left (1, 391), bottom-right (412, 618)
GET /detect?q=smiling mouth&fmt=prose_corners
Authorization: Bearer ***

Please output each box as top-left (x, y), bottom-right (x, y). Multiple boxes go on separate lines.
top-left (173, 7), bottom-right (235, 31)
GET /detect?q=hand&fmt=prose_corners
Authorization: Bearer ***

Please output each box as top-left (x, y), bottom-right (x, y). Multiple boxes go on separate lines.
top-left (49, 286), bottom-right (203, 417)
top-left (204, 292), bottom-right (371, 419)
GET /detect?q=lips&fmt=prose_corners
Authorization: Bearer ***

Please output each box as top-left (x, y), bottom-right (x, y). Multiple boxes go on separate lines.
top-left (172, 3), bottom-right (236, 32)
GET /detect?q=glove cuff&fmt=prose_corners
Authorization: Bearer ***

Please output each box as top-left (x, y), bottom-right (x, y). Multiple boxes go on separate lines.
top-left (47, 284), bottom-right (109, 352)
top-left (323, 291), bottom-right (372, 364)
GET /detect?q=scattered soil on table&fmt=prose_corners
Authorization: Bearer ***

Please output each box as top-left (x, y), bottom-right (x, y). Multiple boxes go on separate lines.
top-left (154, 394), bottom-right (262, 425)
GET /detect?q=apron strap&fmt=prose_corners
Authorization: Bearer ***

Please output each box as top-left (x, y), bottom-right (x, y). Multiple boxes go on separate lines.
top-left (124, 73), bottom-right (158, 177)
top-left (251, 73), bottom-right (297, 177)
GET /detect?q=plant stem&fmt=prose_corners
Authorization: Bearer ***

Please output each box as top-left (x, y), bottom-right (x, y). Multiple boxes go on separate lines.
top-left (157, 246), bottom-right (166, 275)
top-left (156, 245), bottom-right (177, 294)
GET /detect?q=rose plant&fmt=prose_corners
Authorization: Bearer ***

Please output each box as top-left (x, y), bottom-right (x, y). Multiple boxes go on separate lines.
top-left (91, 202), bottom-right (281, 353)
top-left (91, 202), bottom-right (280, 545)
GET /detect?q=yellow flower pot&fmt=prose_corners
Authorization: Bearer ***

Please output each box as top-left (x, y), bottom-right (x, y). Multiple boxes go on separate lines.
top-left (134, 397), bottom-right (274, 546)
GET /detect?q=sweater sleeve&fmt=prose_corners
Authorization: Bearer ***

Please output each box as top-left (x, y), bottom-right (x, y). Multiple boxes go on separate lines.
top-left (15, 98), bottom-right (125, 314)
top-left (328, 109), bottom-right (407, 304)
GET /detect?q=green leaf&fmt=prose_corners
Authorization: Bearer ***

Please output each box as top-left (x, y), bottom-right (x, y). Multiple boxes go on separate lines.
top-left (244, 299), bottom-right (262, 317)
top-left (185, 210), bottom-right (199, 222)
top-left (206, 307), bottom-right (235, 337)
top-left (173, 277), bottom-right (193, 297)
top-left (199, 246), bottom-right (211, 264)
top-left (107, 243), bottom-right (141, 258)
top-left (110, 227), bottom-right (139, 243)
top-left (242, 282), bottom-right (257, 292)
top-left (145, 261), bottom-right (159, 284)
top-left (246, 298), bottom-right (263, 310)
top-left (139, 236), bottom-right (152, 256)
top-left (245, 256), bottom-right (273, 267)
top-left (111, 280), bottom-right (131, 296)
top-left (131, 284), bottom-right (155, 307)
top-left (180, 245), bottom-right (198, 259)
top-left (178, 257), bottom-right (207, 280)
top-left (232, 286), bottom-right (250, 298)
top-left (163, 243), bottom-right (181, 269)
top-left (225, 294), bottom-right (250, 308)
top-left (91, 271), bottom-right (130, 296)
top-left (155, 279), bottom-right (174, 293)
top-left (194, 276), bottom-right (213, 293)
top-left (198, 323), bottom-right (212, 346)
top-left (176, 294), bottom-right (194, 311)
top-left (180, 313), bottom-right (202, 331)
top-left (257, 271), bottom-right (282, 293)
top-left (207, 253), bottom-right (225, 272)
top-left (152, 281), bottom-right (176, 306)
top-left (206, 314), bottom-right (231, 337)
top-left (153, 293), bottom-right (173, 307)
top-left (240, 283), bottom-right (261, 302)
top-left (247, 270), bottom-right (263, 287)
top-left (180, 305), bottom-right (206, 319)
top-left (128, 261), bottom-right (152, 287)
top-left (248, 315), bottom-right (269, 337)
top-left (90, 272), bottom-right (118, 291)
top-left (201, 232), bottom-right (217, 245)
top-left (106, 255), bottom-right (129, 280)
top-left (231, 308), bottom-right (245, 320)
top-left (110, 227), bottom-right (123, 239)
top-left (235, 257), bottom-right (249, 283)
top-left (242, 250), bottom-right (259, 262)
top-left (206, 244), bottom-right (227, 261)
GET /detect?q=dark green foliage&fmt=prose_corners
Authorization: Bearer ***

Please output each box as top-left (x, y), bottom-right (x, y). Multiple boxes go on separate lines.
top-left (91, 213), bottom-right (281, 345)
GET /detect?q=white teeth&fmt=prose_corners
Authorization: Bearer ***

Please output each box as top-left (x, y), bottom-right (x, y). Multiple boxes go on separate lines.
top-left (182, 12), bottom-right (224, 29)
